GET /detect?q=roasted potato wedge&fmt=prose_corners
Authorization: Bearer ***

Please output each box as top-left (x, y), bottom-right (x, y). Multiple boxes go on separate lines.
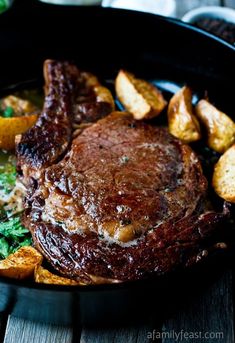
top-left (94, 86), bottom-right (115, 110)
top-left (81, 72), bottom-right (115, 110)
top-left (212, 144), bottom-right (235, 202)
top-left (0, 114), bottom-right (38, 150)
top-left (195, 99), bottom-right (235, 153)
top-left (167, 86), bottom-right (201, 143)
top-left (0, 246), bottom-right (43, 279)
top-left (115, 70), bottom-right (167, 120)
top-left (34, 265), bottom-right (82, 286)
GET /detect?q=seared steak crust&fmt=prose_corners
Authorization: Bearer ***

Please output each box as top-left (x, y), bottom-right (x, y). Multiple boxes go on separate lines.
top-left (30, 211), bottom-right (225, 282)
top-left (17, 61), bottom-right (114, 181)
top-left (22, 112), bottom-right (226, 282)
top-left (17, 60), bottom-right (79, 175)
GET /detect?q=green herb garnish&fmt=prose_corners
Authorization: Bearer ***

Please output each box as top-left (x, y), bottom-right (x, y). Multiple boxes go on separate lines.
top-left (0, 163), bottom-right (17, 194)
top-left (0, 237), bottom-right (9, 259)
top-left (0, 154), bottom-right (31, 260)
top-left (2, 106), bottom-right (14, 118)
top-left (0, 215), bottom-right (32, 259)
top-left (0, 0), bottom-right (9, 13)
top-left (120, 156), bottom-right (130, 164)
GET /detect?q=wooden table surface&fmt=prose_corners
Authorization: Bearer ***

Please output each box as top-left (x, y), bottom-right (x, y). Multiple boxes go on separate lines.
top-left (1, 0), bottom-right (235, 342)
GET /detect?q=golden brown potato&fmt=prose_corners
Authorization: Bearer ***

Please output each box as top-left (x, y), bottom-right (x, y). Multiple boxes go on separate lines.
top-left (167, 86), bottom-right (201, 143)
top-left (195, 99), bottom-right (235, 153)
top-left (94, 86), bottom-right (115, 111)
top-left (81, 72), bottom-right (115, 110)
top-left (0, 114), bottom-right (38, 150)
top-left (212, 144), bottom-right (235, 202)
top-left (34, 265), bottom-right (82, 286)
top-left (0, 246), bottom-right (43, 279)
top-left (1, 95), bottom-right (37, 116)
top-left (115, 70), bottom-right (167, 120)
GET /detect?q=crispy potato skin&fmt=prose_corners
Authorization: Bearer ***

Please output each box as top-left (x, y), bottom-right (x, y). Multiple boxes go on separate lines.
top-left (34, 265), bottom-right (120, 285)
top-left (94, 86), bottom-right (115, 111)
top-left (195, 100), bottom-right (235, 153)
top-left (167, 86), bottom-right (201, 143)
top-left (213, 144), bottom-right (235, 203)
top-left (81, 72), bottom-right (115, 111)
top-left (0, 246), bottom-right (43, 279)
top-left (0, 114), bottom-right (38, 150)
top-left (34, 265), bottom-right (82, 286)
top-left (115, 70), bottom-right (167, 120)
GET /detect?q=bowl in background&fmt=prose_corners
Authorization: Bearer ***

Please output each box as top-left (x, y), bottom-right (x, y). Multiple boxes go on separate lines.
top-left (38, 0), bottom-right (102, 5)
top-left (182, 6), bottom-right (235, 44)
top-left (102, 0), bottom-right (176, 17)
top-left (182, 6), bottom-right (235, 24)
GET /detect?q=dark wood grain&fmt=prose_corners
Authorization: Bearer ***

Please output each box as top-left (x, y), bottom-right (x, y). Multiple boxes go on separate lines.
top-left (224, 0), bottom-right (235, 8)
top-left (80, 313), bottom-right (164, 343)
top-left (80, 325), bottom-right (154, 343)
top-left (175, 0), bottom-right (221, 18)
top-left (161, 270), bottom-right (234, 343)
top-left (3, 316), bottom-right (73, 343)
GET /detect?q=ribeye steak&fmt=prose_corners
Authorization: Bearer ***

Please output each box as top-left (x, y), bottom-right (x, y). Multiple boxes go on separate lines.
top-left (17, 60), bottom-right (227, 283)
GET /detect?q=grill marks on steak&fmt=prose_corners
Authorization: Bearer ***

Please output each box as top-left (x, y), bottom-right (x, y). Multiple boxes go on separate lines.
top-left (22, 112), bottom-right (226, 282)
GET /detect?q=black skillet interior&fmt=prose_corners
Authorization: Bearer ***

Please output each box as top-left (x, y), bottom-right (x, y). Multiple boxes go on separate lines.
top-left (0, 0), bottom-right (234, 326)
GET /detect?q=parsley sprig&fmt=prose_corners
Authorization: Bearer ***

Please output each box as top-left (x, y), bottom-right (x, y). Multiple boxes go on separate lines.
top-left (0, 215), bottom-right (32, 259)
top-left (0, 163), bottom-right (17, 194)
top-left (0, 157), bottom-right (32, 260)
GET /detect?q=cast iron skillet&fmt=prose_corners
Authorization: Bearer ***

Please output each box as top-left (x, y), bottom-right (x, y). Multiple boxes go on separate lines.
top-left (0, 0), bottom-right (234, 326)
